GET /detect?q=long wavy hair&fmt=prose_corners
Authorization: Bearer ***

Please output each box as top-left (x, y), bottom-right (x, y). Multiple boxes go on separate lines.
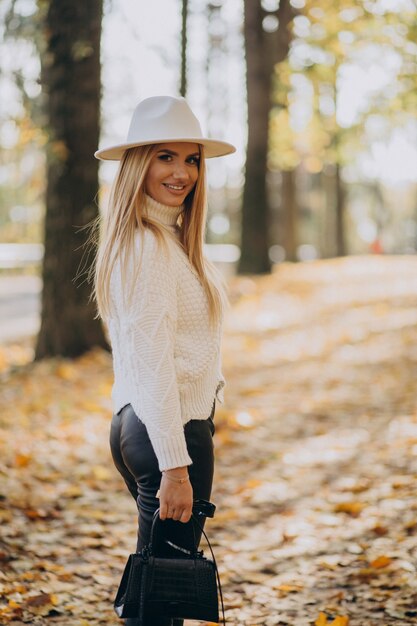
top-left (87, 143), bottom-right (228, 328)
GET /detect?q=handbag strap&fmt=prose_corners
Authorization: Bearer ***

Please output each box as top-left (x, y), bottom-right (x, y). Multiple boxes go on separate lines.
top-left (191, 513), bottom-right (226, 626)
top-left (148, 509), bottom-right (162, 554)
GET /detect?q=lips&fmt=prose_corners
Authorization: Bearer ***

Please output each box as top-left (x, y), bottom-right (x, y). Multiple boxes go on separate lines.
top-left (163, 183), bottom-right (186, 191)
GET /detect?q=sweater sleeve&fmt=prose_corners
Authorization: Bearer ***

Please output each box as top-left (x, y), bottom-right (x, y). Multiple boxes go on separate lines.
top-left (110, 230), bottom-right (192, 471)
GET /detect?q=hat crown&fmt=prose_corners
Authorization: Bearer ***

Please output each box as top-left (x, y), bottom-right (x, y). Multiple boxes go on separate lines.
top-left (127, 96), bottom-right (203, 145)
top-left (94, 95), bottom-right (236, 160)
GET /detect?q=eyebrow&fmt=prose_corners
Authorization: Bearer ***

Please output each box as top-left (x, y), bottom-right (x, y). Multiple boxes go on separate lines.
top-left (157, 148), bottom-right (200, 158)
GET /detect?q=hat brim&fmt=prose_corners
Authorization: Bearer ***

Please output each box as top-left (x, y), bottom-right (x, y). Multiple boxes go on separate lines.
top-left (94, 137), bottom-right (236, 160)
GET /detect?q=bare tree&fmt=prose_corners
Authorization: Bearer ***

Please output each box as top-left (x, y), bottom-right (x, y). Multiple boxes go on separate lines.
top-left (35, 0), bottom-right (107, 358)
top-left (239, 0), bottom-right (294, 273)
top-left (180, 0), bottom-right (189, 96)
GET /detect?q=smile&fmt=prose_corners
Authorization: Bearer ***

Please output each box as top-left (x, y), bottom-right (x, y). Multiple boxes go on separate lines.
top-left (163, 184), bottom-right (186, 191)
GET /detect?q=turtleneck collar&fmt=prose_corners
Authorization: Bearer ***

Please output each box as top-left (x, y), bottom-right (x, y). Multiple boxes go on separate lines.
top-left (144, 193), bottom-right (183, 232)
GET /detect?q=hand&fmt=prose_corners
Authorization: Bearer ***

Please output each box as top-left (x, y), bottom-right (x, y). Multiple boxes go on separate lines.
top-left (159, 468), bottom-right (193, 523)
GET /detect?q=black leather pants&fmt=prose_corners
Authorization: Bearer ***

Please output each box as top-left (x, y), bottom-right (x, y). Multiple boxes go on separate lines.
top-left (109, 401), bottom-right (216, 626)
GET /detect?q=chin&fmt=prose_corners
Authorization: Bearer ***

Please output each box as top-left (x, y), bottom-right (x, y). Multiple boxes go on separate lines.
top-left (159, 192), bottom-right (187, 207)
top-left (164, 197), bottom-right (185, 207)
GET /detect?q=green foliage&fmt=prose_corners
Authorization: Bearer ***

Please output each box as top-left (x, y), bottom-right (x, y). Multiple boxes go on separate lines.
top-left (269, 0), bottom-right (417, 175)
top-left (0, 0), bottom-right (47, 244)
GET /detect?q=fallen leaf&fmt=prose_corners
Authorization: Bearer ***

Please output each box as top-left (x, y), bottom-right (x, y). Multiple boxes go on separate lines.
top-left (334, 501), bottom-right (365, 517)
top-left (370, 555), bottom-right (392, 568)
top-left (315, 612), bottom-right (328, 626)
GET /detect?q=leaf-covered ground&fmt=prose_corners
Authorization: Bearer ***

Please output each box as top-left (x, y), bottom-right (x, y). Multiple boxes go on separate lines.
top-left (1, 255), bottom-right (417, 626)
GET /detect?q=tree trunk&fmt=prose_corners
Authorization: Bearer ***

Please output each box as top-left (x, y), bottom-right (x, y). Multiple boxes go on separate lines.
top-left (239, 0), bottom-right (293, 274)
top-left (180, 0), bottom-right (188, 97)
top-left (240, 25), bottom-right (270, 271)
top-left (281, 169), bottom-right (297, 262)
top-left (335, 162), bottom-right (346, 256)
top-left (35, 0), bottom-right (107, 359)
top-left (239, 1), bottom-right (271, 273)
top-left (322, 166), bottom-right (336, 258)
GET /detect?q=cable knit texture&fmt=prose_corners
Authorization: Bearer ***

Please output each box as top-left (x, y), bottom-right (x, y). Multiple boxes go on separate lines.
top-left (106, 194), bottom-right (226, 471)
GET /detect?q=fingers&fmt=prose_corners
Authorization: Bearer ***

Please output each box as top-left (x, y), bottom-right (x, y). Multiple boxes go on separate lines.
top-left (159, 503), bottom-right (168, 520)
top-left (180, 508), bottom-right (192, 523)
top-left (158, 503), bottom-right (182, 521)
top-left (168, 508), bottom-right (176, 520)
top-left (161, 507), bottom-right (191, 522)
top-left (159, 504), bottom-right (192, 523)
top-left (158, 476), bottom-right (193, 523)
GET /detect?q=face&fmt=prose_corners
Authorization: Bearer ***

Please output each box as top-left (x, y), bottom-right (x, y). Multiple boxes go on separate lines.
top-left (145, 142), bottom-right (200, 207)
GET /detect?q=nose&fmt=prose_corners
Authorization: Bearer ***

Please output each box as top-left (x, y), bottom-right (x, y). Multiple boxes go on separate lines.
top-left (172, 161), bottom-right (189, 180)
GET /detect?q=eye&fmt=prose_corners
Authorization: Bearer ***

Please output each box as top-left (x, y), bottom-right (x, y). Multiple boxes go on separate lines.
top-left (157, 153), bottom-right (172, 161)
top-left (187, 156), bottom-right (200, 166)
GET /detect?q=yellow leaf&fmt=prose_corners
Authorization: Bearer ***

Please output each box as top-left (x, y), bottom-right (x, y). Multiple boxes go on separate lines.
top-left (92, 465), bottom-right (112, 480)
top-left (213, 430), bottom-right (233, 446)
top-left (370, 555), bottom-right (392, 568)
top-left (8, 600), bottom-right (21, 609)
top-left (246, 478), bottom-right (262, 489)
top-left (14, 452), bottom-right (31, 467)
top-left (63, 484), bottom-right (83, 498)
top-left (357, 567), bottom-right (377, 579)
top-left (334, 501), bottom-right (365, 517)
top-left (315, 613), bottom-right (349, 626)
top-left (55, 363), bottom-right (77, 380)
top-left (0, 509), bottom-right (13, 523)
top-left (277, 583), bottom-right (303, 592)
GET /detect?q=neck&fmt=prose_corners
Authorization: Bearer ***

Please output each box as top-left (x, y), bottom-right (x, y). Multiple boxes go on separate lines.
top-left (144, 194), bottom-right (183, 232)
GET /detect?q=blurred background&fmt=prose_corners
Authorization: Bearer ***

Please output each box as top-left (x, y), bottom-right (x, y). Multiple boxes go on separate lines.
top-left (2, 4), bottom-right (417, 624)
top-left (0, 0), bottom-right (416, 350)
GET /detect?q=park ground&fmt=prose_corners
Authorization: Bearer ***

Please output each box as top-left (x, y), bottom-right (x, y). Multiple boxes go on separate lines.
top-left (1, 255), bottom-right (417, 626)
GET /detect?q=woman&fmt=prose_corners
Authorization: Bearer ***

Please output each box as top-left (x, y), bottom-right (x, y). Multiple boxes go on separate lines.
top-left (93, 96), bottom-right (235, 625)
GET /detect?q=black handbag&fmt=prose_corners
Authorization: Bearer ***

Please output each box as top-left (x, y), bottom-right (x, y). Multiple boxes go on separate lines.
top-left (114, 505), bottom-right (225, 624)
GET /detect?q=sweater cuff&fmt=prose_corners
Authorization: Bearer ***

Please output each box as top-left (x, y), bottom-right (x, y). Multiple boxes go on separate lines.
top-left (151, 432), bottom-right (193, 471)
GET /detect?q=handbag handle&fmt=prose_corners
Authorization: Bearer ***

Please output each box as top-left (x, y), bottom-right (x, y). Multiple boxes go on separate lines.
top-left (148, 508), bottom-right (200, 557)
top-left (147, 508), bottom-right (226, 626)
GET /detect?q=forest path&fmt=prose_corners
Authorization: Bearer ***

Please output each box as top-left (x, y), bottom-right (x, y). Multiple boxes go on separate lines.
top-left (1, 255), bottom-right (417, 625)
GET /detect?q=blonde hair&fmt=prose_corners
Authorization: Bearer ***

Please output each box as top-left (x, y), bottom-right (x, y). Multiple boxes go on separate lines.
top-left (88, 143), bottom-right (228, 328)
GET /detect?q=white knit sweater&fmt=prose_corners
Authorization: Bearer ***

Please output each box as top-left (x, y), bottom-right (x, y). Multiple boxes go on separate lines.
top-left (106, 194), bottom-right (225, 471)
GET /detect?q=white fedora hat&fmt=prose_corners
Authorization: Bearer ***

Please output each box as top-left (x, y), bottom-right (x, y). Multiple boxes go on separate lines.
top-left (94, 95), bottom-right (236, 160)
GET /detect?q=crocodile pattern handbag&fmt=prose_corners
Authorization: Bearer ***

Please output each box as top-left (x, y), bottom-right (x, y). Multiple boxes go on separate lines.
top-left (114, 506), bottom-right (225, 625)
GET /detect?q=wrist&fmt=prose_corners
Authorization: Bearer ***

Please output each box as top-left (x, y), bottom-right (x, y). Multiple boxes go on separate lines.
top-left (164, 467), bottom-right (188, 477)
top-left (161, 470), bottom-right (189, 484)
